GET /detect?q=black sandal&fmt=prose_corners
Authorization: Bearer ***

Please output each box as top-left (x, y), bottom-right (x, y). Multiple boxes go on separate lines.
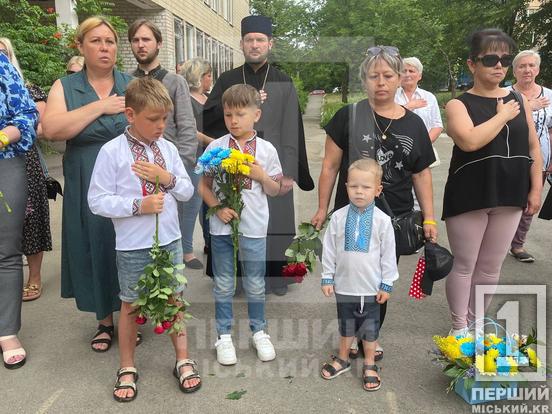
top-left (320, 355), bottom-right (351, 380)
top-left (113, 367), bottom-right (139, 402)
top-left (173, 359), bottom-right (202, 393)
top-left (362, 364), bottom-right (381, 392)
top-left (91, 324), bottom-right (114, 353)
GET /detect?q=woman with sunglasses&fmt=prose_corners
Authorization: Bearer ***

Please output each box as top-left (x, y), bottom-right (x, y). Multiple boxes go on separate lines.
top-left (443, 29), bottom-right (542, 337)
top-left (311, 46), bottom-right (437, 389)
top-left (506, 50), bottom-right (552, 263)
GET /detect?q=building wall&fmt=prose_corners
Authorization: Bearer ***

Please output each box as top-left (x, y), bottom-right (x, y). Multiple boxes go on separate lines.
top-left (30, 0), bottom-right (250, 75)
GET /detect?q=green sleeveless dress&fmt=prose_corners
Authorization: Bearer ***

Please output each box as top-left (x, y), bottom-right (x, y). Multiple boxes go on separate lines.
top-left (60, 69), bottom-right (132, 320)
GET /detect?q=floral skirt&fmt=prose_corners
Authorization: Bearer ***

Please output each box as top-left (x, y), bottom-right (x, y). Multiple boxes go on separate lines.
top-left (22, 144), bottom-right (52, 256)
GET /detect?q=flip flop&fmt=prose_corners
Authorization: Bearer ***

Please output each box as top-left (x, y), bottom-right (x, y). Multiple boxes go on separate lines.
top-left (22, 283), bottom-right (42, 302)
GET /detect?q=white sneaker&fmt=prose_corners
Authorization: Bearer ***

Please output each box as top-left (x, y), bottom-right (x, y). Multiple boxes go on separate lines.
top-left (448, 327), bottom-right (471, 338)
top-left (251, 330), bottom-right (276, 362)
top-left (215, 334), bottom-right (237, 365)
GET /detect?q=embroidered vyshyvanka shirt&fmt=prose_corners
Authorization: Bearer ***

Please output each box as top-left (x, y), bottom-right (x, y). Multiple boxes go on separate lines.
top-left (88, 129), bottom-right (193, 250)
top-left (204, 133), bottom-right (282, 238)
top-left (321, 204), bottom-right (399, 296)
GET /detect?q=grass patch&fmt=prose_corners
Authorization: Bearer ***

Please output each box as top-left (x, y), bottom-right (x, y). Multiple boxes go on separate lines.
top-left (320, 92), bottom-right (365, 127)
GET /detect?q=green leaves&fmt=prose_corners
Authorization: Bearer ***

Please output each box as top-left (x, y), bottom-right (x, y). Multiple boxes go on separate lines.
top-left (226, 390), bottom-right (247, 400)
top-left (284, 214), bottom-right (330, 275)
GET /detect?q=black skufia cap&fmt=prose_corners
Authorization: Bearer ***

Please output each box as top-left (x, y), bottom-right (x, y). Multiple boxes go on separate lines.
top-left (421, 242), bottom-right (454, 295)
top-left (241, 15), bottom-right (272, 37)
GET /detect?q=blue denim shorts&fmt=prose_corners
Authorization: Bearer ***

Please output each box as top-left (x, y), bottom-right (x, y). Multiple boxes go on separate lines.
top-left (116, 239), bottom-right (185, 303)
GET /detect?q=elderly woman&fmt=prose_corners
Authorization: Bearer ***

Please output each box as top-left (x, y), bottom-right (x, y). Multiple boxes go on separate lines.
top-left (311, 46), bottom-right (437, 386)
top-left (42, 16), bottom-right (133, 352)
top-left (0, 37), bottom-right (52, 302)
top-left (0, 53), bottom-right (37, 369)
top-left (178, 58), bottom-right (214, 268)
top-left (444, 30), bottom-right (542, 337)
top-left (506, 50), bottom-right (552, 263)
top-left (66, 55), bottom-right (84, 75)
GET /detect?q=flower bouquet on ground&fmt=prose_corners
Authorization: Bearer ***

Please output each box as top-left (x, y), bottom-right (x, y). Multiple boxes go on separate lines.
top-left (195, 147), bottom-right (254, 286)
top-left (431, 319), bottom-right (546, 404)
top-left (282, 214), bottom-right (330, 283)
top-left (132, 179), bottom-right (191, 335)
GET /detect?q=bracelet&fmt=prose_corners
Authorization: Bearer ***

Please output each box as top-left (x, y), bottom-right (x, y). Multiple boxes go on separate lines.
top-left (0, 131), bottom-right (9, 149)
top-left (379, 283), bottom-right (393, 293)
top-left (423, 220), bottom-right (437, 225)
top-left (321, 278), bottom-right (335, 286)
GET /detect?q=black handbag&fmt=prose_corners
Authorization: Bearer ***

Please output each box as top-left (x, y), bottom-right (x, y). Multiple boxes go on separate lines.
top-left (45, 176), bottom-right (63, 200)
top-left (379, 194), bottom-right (425, 256)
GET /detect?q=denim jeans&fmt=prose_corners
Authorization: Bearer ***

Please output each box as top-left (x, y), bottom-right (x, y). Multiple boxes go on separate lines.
top-left (178, 165), bottom-right (203, 255)
top-left (211, 234), bottom-right (266, 335)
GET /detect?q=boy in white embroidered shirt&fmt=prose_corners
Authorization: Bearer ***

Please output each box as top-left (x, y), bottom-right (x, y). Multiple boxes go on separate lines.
top-left (198, 84), bottom-right (282, 366)
top-left (320, 159), bottom-right (399, 392)
top-left (88, 77), bottom-right (200, 402)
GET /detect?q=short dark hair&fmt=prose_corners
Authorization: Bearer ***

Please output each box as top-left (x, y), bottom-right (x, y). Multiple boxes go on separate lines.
top-left (468, 29), bottom-right (516, 60)
top-left (222, 84), bottom-right (261, 109)
top-left (125, 77), bottom-right (173, 114)
top-left (127, 19), bottom-right (162, 43)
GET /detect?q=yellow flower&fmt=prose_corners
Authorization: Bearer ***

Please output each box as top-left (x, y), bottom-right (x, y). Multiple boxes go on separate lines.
top-left (506, 357), bottom-right (518, 374)
top-left (488, 334), bottom-right (502, 345)
top-left (526, 348), bottom-right (542, 368)
top-left (222, 159), bottom-right (238, 174)
top-left (457, 337), bottom-right (472, 345)
top-left (238, 164), bottom-right (250, 176)
top-left (244, 153), bottom-right (255, 163)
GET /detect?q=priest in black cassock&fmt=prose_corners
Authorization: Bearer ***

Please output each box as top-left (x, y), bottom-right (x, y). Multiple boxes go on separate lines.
top-left (203, 15), bottom-right (314, 296)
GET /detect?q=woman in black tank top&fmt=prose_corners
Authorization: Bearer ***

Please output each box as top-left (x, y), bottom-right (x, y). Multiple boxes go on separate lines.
top-left (442, 29), bottom-right (543, 338)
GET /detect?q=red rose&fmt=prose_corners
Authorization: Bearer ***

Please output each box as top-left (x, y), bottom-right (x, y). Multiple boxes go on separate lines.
top-left (282, 263), bottom-right (297, 277)
top-left (162, 320), bottom-right (172, 330)
top-left (53, 32), bottom-right (62, 40)
top-left (135, 315), bottom-right (147, 325)
top-left (46, 7), bottom-right (55, 14)
top-left (295, 262), bottom-right (307, 277)
top-left (154, 325), bottom-right (165, 334)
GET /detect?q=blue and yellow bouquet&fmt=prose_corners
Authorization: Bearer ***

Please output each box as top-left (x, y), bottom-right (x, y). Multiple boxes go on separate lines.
top-left (195, 147), bottom-right (254, 283)
top-left (432, 326), bottom-right (543, 393)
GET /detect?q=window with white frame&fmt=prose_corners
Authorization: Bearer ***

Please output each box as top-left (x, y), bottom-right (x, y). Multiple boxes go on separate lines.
top-left (185, 23), bottom-right (195, 60)
top-left (174, 18), bottom-right (184, 67)
top-left (196, 30), bottom-right (204, 58)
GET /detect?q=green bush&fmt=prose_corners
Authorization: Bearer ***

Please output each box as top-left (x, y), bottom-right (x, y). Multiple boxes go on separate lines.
top-left (292, 74), bottom-right (309, 113)
top-left (320, 92), bottom-right (365, 127)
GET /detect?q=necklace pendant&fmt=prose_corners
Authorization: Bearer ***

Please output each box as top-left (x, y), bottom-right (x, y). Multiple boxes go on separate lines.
top-left (382, 134), bottom-right (387, 140)
top-left (259, 89), bottom-right (267, 103)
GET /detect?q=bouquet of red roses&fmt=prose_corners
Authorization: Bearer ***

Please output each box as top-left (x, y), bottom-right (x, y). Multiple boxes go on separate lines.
top-left (282, 216), bottom-right (330, 283)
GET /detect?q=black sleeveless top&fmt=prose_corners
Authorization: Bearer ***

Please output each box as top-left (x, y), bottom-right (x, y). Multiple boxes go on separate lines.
top-left (442, 91), bottom-right (531, 219)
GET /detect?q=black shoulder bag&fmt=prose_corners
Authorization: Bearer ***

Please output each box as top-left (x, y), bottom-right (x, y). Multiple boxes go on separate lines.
top-left (379, 193), bottom-right (424, 256)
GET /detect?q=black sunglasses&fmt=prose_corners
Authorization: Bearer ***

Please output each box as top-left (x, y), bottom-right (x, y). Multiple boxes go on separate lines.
top-left (366, 46), bottom-right (400, 57)
top-left (66, 70), bottom-right (77, 75)
top-left (0, 49), bottom-right (8, 57)
top-left (473, 54), bottom-right (514, 67)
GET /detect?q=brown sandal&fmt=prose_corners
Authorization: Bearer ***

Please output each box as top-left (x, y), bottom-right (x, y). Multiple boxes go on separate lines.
top-left (22, 283), bottom-right (42, 302)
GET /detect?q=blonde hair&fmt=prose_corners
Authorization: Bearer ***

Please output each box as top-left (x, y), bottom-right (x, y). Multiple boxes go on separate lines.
top-left (179, 58), bottom-right (212, 91)
top-left (348, 159), bottom-right (383, 182)
top-left (66, 55), bottom-right (85, 71)
top-left (222, 84), bottom-right (261, 109)
top-left (76, 16), bottom-right (118, 44)
top-left (125, 77), bottom-right (173, 114)
top-left (0, 37), bottom-right (23, 77)
top-left (513, 50), bottom-right (541, 70)
top-left (359, 49), bottom-right (403, 86)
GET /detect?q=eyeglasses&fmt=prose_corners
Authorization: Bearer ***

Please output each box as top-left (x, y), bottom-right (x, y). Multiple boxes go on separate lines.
top-left (0, 49), bottom-right (8, 57)
top-left (473, 54), bottom-right (514, 67)
top-left (366, 46), bottom-right (400, 57)
top-left (66, 70), bottom-right (77, 75)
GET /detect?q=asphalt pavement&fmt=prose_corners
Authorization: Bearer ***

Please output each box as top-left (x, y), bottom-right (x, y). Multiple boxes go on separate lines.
top-left (0, 95), bottom-right (550, 414)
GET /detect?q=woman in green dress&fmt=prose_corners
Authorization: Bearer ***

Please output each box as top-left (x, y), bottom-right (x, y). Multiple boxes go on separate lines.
top-left (42, 16), bottom-right (132, 352)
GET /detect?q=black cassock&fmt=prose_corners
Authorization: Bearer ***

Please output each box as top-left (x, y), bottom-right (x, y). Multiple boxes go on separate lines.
top-left (203, 62), bottom-right (314, 283)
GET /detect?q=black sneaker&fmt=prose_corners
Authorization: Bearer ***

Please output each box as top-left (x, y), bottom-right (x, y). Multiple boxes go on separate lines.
top-left (272, 284), bottom-right (288, 296)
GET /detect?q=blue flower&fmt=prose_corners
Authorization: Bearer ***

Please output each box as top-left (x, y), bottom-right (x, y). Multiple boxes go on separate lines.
top-left (219, 148), bottom-right (231, 158)
top-left (460, 342), bottom-right (475, 357)
top-left (194, 164), bottom-right (204, 175)
top-left (496, 342), bottom-right (507, 357)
